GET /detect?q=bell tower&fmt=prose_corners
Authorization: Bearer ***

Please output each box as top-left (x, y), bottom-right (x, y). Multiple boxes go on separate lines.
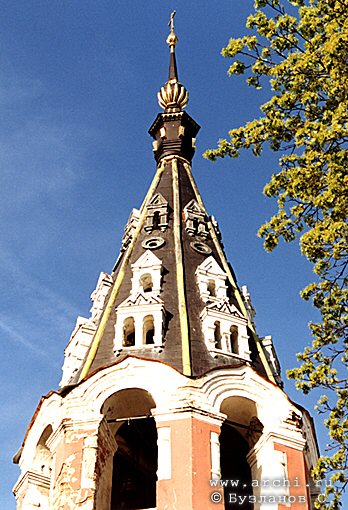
top-left (13, 13), bottom-right (320, 510)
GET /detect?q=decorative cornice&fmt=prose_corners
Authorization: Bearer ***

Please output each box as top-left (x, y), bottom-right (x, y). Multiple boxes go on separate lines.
top-left (13, 470), bottom-right (50, 494)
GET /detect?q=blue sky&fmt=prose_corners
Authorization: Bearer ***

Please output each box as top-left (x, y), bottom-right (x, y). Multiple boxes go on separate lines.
top-left (1, 1), bottom-right (343, 507)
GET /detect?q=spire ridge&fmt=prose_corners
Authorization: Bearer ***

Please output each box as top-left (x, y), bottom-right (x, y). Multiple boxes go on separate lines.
top-left (157, 11), bottom-right (188, 113)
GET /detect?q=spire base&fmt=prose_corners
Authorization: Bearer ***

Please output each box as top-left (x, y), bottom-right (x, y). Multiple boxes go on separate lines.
top-left (149, 111), bottom-right (200, 164)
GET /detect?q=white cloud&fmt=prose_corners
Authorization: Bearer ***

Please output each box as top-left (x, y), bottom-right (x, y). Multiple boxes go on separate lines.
top-left (0, 317), bottom-right (59, 368)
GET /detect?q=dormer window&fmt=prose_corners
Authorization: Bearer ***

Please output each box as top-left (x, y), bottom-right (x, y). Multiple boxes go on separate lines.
top-left (144, 193), bottom-right (169, 233)
top-left (131, 250), bottom-right (162, 296)
top-left (196, 256), bottom-right (228, 303)
top-left (183, 199), bottom-right (208, 238)
top-left (114, 250), bottom-right (166, 354)
top-left (200, 301), bottom-right (250, 360)
top-left (114, 294), bottom-right (165, 353)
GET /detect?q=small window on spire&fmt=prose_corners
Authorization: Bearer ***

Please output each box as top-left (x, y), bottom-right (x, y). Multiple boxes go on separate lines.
top-left (140, 273), bottom-right (153, 293)
top-left (207, 279), bottom-right (216, 297)
top-left (214, 321), bottom-right (222, 350)
top-left (123, 317), bottom-right (135, 347)
top-left (144, 193), bottom-right (169, 233)
top-left (230, 326), bottom-right (239, 354)
top-left (143, 315), bottom-right (155, 345)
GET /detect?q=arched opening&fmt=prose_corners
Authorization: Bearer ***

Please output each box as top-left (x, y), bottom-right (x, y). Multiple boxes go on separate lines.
top-left (220, 424), bottom-right (252, 509)
top-left (140, 273), bottom-right (153, 293)
top-left (102, 389), bottom-right (157, 510)
top-left (143, 315), bottom-right (155, 345)
top-left (220, 396), bottom-right (263, 509)
top-left (214, 321), bottom-right (222, 349)
top-left (123, 317), bottom-right (135, 347)
top-left (207, 279), bottom-right (216, 297)
top-left (111, 418), bottom-right (157, 510)
top-left (230, 326), bottom-right (239, 354)
top-left (33, 425), bottom-right (53, 476)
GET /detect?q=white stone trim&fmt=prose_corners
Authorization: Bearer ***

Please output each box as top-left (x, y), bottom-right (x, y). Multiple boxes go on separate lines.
top-left (90, 272), bottom-right (113, 322)
top-left (157, 427), bottom-right (171, 480)
top-left (60, 319), bottom-right (97, 387)
top-left (260, 335), bottom-right (282, 385)
top-left (13, 470), bottom-right (51, 510)
top-left (210, 431), bottom-right (221, 480)
top-left (122, 208), bottom-right (140, 250)
top-left (13, 470), bottom-right (51, 494)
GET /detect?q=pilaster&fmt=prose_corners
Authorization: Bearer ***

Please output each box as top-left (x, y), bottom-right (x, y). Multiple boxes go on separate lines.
top-left (45, 417), bottom-right (116, 510)
top-left (154, 408), bottom-right (225, 510)
top-left (247, 431), bottom-right (310, 510)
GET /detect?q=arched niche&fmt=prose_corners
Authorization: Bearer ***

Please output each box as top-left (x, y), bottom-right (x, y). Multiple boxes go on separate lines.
top-left (32, 425), bottom-right (53, 476)
top-left (219, 396), bottom-right (263, 509)
top-left (101, 388), bottom-right (157, 510)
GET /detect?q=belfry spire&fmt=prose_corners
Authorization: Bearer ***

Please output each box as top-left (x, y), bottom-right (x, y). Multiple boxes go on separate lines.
top-left (55, 12), bottom-right (279, 382)
top-left (150, 12), bottom-right (198, 162)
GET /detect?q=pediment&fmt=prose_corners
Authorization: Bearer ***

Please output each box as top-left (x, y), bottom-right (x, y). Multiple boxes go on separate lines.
top-left (118, 291), bottom-right (164, 308)
top-left (196, 256), bottom-right (226, 277)
top-left (131, 250), bottom-right (162, 270)
top-left (147, 192), bottom-right (168, 209)
top-left (207, 300), bottom-right (245, 319)
top-left (183, 199), bottom-right (204, 215)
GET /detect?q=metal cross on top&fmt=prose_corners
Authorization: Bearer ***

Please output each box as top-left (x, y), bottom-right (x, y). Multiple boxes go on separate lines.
top-left (166, 10), bottom-right (178, 50)
top-left (168, 10), bottom-right (176, 32)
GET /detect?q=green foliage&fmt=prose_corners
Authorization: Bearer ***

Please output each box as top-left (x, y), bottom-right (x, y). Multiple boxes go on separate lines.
top-left (205, 0), bottom-right (348, 507)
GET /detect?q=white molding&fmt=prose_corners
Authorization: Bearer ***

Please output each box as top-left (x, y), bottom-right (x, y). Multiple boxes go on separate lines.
top-left (13, 470), bottom-right (51, 494)
top-left (210, 431), bottom-right (221, 480)
top-left (157, 427), bottom-right (171, 480)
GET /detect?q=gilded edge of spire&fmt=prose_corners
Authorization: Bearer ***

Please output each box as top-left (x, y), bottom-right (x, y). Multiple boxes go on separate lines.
top-left (157, 11), bottom-right (189, 113)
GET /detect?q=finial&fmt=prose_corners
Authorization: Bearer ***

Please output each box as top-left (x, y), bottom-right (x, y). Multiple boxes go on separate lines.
top-left (157, 10), bottom-right (189, 112)
top-left (167, 10), bottom-right (178, 51)
top-left (168, 10), bottom-right (176, 32)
